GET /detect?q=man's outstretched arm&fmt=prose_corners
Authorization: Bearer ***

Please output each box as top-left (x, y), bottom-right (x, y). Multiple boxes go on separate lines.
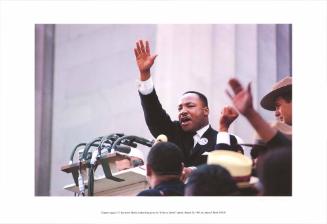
top-left (134, 40), bottom-right (177, 139)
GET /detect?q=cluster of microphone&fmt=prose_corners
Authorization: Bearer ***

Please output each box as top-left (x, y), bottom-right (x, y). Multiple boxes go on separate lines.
top-left (68, 133), bottom-right (167, 196)
top-left (69, 133), bottom-right (167, 164)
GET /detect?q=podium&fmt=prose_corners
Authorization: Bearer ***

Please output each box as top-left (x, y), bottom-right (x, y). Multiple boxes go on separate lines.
top-left (61, 152), bottom-right (149, 196)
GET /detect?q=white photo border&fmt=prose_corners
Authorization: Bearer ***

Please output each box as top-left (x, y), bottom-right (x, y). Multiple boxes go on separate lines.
top-left (0, 1), bottom-right (326, 223)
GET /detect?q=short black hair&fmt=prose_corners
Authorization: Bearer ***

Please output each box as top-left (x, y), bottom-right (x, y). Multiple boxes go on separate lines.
top-left (185, 164), bottom-right (240, 196)
top-left (147, 142), bottom-right (184, 176)
top-left (183, 91), bottom-right (208, 107)
top-left (256, 147), bottom-right (292, 196)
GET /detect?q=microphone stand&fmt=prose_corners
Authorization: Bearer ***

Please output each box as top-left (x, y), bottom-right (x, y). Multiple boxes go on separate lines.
top-left (67, 134), bottom-right (151, 196)
top-left (82, 135), bottom-right (126, 196)
top-left (67, 142), bottom-right (98, 189)
top-left (69, 142), bottom-right (100, 165)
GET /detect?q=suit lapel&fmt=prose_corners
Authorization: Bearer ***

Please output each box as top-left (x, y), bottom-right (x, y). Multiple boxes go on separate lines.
top-left (181, 131), bottom-right (195, 159)
top-left (191, 126), bottom-right (217, 157)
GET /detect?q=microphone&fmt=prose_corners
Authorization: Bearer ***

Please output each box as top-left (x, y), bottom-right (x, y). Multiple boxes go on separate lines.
top-left (111, 134), bottom-right (168, 152)
top-left (98, 133), bottom-right (124, 153)
top-left (111, 135), bottom-right (152, 150)
top-left (114, 145), bottom-right (132, 154)
top-left (154, 134), bottom-right (168, 145)
top-left (130, 136), bottom-right (153, 147)
top-left (127, 134), bottom-right (167, 147)
top-left (121, 139), bottom-right (138, 148)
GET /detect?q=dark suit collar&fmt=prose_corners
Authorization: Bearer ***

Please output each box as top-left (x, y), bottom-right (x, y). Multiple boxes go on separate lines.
top-left (200, 125), bottom-right (217, 136)
top-left (194, 124), bottom-right (210, 137)
top-left (193, 124), bottom-right (216, 136)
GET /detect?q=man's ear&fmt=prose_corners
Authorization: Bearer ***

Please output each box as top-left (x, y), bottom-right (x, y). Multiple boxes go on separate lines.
top-left (146, 164), bottom-right (152, 177)
top-left (204, 107), bottom-right (209, 116)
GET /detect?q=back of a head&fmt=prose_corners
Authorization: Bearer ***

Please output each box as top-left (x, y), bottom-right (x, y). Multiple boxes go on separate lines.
top-left (185, 164), bottom-right (240, 196)
top-left (147, 142), bottom-right (184, 176)
top-left (257, 147), bottom-right (292, 196)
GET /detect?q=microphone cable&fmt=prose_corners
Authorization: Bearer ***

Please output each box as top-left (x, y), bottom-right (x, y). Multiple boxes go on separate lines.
top-left (82, 137), bottom-right (102, 161)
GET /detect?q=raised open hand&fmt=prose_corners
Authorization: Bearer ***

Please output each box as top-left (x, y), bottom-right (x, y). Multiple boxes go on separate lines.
top-left (134, 40), bottom-right (157, 81)
top-left (226, 78), bottom-right (254, 116)
top-left (226, 78), bottom-right (278, 142)
top-left (219, 106), bottom-right (239, 132)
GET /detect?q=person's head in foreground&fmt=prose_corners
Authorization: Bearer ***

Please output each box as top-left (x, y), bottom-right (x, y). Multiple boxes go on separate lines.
top-left (137, 142), bottom-right (185, 196)
top-left (206, 150), bottom-right (259, 196)
top-left (178, 91), bottom-right (209, 133)
top-left (185, 164), bottom-right (240, 196)
top-left (260, 76), bottom-right (292, 126)
top-left (115, 148), bottom-right (144, 171)
top-left (256, 146), bottom-right (292, 196)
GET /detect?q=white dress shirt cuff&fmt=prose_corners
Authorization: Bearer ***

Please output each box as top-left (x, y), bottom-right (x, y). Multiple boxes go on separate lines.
top-left (138, 77), bottom-right (154, 95)
top-left (188, 166), bottom-right (197, 171)
top-left (216, 132), bottom-right (231, 145)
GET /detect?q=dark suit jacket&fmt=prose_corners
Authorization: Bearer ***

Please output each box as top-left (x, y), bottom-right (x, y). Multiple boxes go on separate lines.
top-left (139, 89), bottom-right (240, 167)
top-left (137, 179), bottom-right (184, 196)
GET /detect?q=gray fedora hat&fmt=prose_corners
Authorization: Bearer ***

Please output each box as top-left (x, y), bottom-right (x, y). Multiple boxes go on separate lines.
top-left (260, 76), bottom-right (292, 111)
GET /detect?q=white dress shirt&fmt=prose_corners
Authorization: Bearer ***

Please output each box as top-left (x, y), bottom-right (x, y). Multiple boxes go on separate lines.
top-left (193, 124), bottom-right (210, 147)
top-left (138, 77), bottom-right (154, 95)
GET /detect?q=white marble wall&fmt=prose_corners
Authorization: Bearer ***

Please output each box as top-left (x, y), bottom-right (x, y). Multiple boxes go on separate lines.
top-left (51, 25), bottom-right (157, 196)
top-left (50, 24), bottom-right (291, 195)
top-left (154, 24), bottom-right (290, 152)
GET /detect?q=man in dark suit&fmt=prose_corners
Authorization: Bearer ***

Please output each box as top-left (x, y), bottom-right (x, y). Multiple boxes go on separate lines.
top-left (134, 40), bottom-right (243, 171)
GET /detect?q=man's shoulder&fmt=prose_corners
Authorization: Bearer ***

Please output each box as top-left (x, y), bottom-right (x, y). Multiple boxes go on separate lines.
top-left (137, 180), bottom-right (185, 196)
top-left (137, 189), bottom-right (162, 196)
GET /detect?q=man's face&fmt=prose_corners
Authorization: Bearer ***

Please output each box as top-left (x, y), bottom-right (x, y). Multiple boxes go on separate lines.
top-left (115, 157), bottom-right (144, 171)
top-left (115, 158), bottom-right (132, 171)
top-left (178, 93), bottom-right (209, 132)
top-left (274, 96), bottom-right (292, 125)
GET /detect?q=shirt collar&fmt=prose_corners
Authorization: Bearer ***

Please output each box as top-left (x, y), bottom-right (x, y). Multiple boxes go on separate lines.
top-left (195, 124), bottom-right (210, 138)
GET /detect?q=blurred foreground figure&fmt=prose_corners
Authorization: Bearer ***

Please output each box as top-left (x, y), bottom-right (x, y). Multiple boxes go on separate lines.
top-left (256, 147), bottom-right (292, 196)
top-left (115, 148), bottom-right (145, 171)
top-left (185, 164), bottom-right (240, 196)
top-left (137, 142), bottom-right (185, 196)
